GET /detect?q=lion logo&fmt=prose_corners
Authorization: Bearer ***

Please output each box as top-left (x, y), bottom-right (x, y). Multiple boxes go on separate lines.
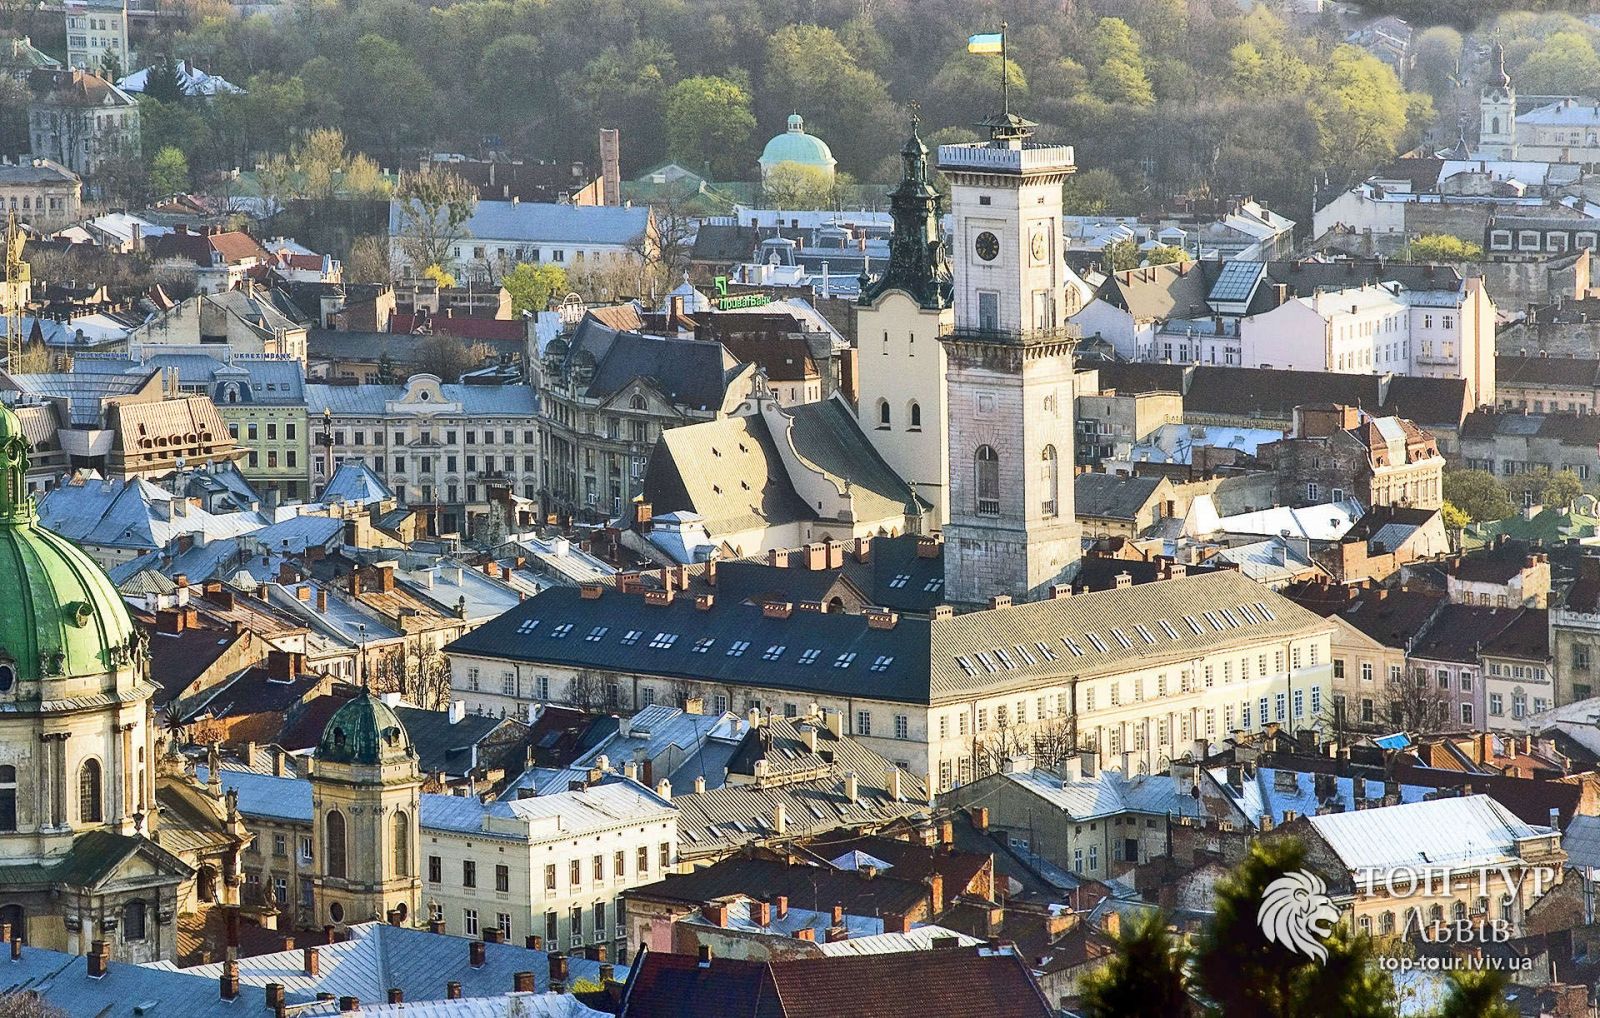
top-left (1257, 869), bottom-right (1340, 963)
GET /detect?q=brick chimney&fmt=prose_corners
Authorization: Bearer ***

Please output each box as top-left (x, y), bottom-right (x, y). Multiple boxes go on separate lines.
top-left (337, 996), bottom-right (359, 1012)
top-left (446, 982), bottom-right (463, 1000)
top-left (387, 989), bottom-right (403, 1005)
top-left (513, 972), bottom-right (534, 993)
top-left (87, 940), bottom-right (110, 978)
top-left (303, 946), bottom-right (320, 976)
top-left (220, 959), bottom-right (240, 1000)
top-left (469, 940), bottom-right (486, 967)
top-left (701, 902), bottom-right (729, 927)
top-left (266, 984), bottom-right (286, 1010)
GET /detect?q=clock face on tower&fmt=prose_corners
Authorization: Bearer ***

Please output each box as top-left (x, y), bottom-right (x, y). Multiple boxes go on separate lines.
top-left (974, 231), bottom-right (999, 261)
top-left (1030, 229), bottom-right (1048, 265)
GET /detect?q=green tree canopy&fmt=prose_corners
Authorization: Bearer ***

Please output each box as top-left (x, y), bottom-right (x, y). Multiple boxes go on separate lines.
top-left (1442, 469), bottom-right (1514, 523)
top-left (1194, 839), bottom-right (1395, 1018)
top-left (926, 51), bottom-right (1029, 131)
top-left (664, 75), bottom-right (756, 179)
top-left (761, 24), bottom-right (895, 174)
top-left (1404, 234), bottom-right (1483, 262)
top-left (1091, 18), bottom-right (1156, 106)
top-left (1516, 31), bottom-right (1600, 95)
top-left (1081, 910), bottom-right (1191, 1018)
top-left (149, 146), bottom-right (190, 197)
top-left (502, 262), bottom-right (569, 315)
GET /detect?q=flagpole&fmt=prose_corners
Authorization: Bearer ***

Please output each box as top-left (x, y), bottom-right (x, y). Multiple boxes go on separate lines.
top-left (1000, 21), bottom-right (1009, 119)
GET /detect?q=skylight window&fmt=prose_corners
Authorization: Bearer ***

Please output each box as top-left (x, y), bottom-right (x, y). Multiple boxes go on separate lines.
top-left (1183, 615), bottom-right (1204, 635)
top-left (870, 655), bottom-right (894, 673)
top-left (955, 656), bottom-right (977, 675)
top-left (1255, 601), bottom-right (1277, 621)
top-left (1084, 632), bottom-right (1109, 654)
top-left (888, 573), bottom-right (911, 589)
top-left (691, 637), bottom-right (715, 654)
top-left (516, 619), bottom-right (540, 635)
top-left (1133, 624), bottom-right (1156, 644)
top-left (1061, 636), bottom-right (1084, 657)
top-left (833, 652), bottom-right (857, 669)
top-left (549, 623), bottom-right (574, 639)
top-left (727, 641), bottom-right (750, 657)
top-left (762, 645), bottom-right (787, 661)
top-left (923, 577), bottom-right (944, 592)
top-left (1158, 620), bottom-right (1180, 639)
top-left (1237, 604), bottom-right (1260, 624)
top-left (648, 632), bottom-right (678, 649)
top-left (975, 652), bottom-right (998, 673)
top-left (1220, 608), bottom-right (1242, 628)
top-left (1034, 641), bottom-right (1057, 661)
top-left (585, 626), bottom-right (609, 642)
top-left (798, 649), bottom-right (822, 666)
top-left (994, 648), bottom-right (1015, 669)
top-left (1109, 628), bottom-right (1133, 649)
top-left (1014, 644), bottom-right (1037, 665)
top-left (620, 630), bottom-right (642, 645)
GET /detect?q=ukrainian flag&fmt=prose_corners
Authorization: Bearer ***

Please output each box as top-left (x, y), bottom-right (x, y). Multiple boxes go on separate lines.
top-left (968, 32), bottom-right (1004, 54)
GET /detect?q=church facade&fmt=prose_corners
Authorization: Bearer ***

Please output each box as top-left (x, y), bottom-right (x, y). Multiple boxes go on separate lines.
top-left (0, 403), bottom-right (190, 962)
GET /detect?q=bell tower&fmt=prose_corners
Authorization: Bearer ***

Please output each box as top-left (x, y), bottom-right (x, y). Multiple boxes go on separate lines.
top-left (938, 112), bottom-right (1081, 604)
top-left (855, 112), bottom-right (954, 523)
top-left (308, 692), bottom-right (421, 929)
top-left (1480, 42), bottom-right (1517, 159)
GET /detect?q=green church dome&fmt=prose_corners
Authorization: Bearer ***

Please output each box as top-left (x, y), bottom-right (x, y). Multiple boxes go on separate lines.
top-left (759, 114), bottom-right (837, 174)
top-left (317, 690), bottom-right (416, 766)
top-left (0, 402), bottom-right (138, 690)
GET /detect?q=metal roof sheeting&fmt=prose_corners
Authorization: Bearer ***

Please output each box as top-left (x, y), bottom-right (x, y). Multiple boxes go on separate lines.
top-left (1308, 794), bottom-right (1552, 873)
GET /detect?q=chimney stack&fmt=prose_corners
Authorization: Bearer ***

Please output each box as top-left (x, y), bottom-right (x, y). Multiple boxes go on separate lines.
top-left (88, 940), bottom-right (109, 978)
top-left (513, 971), bottom-right (535, 993)
top-left (221, 959), bottom-right (241, 1001)
top-left (446, 982), bottom-right (463, 1000)
top-left (304, 946), bottom-right (320, 977)
top-left (469, 941), bottom-right (486, 967)
top-left (387, 989), bottom-right (404, 1005)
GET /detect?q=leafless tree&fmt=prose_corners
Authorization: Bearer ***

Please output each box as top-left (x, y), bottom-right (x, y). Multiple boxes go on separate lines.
top-left (1376, 668), bottom-right (1451, 735)
top-left (0, 991), bottom-right (69, 1018)
top-left (566, 671), bottom-right (608, 712)
top-left (972, 723), bottom-right (1029, 779)
top-left (1030, 716), bottom-right (1079, 769)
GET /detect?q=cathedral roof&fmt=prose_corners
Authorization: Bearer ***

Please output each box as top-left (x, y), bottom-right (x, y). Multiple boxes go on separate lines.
top-left (0, 402), bottom-right (139, 689)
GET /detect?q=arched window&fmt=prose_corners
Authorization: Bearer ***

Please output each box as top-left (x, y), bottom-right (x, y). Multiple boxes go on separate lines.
top-left (325, 810), bottom-right (347, 879)
top-left (1040, 445), bottom-right (1059, 517)
top-left (907, 401), bottom-right (922, 431)
top-left (1452, 900), bottom-right (1467, 921)
top-left (123, 900), bottom-right (147, 941)
top-left (974, 446), bottom-right (1000, 516)
top-left (78, 759), bottom-right (102, 823)
top-left (1492, 115), bottom-right (1501, 135)
top-left (392, 811), bottom-right (409, 876)
top-left (0, 765), bottom-right (14, 832)
top-left (1379, 911), bottom-right (1395, 934)
top-left (1500, 894), bottom-right (1515, 921)
top-left (876, 399), bottom-right (891, 429)
top-left (0, 905), bottom-right (23, 944)
top-left (629, 394), bottom-right (647, 411)
top-left (1427, 903), bottom-right (1444, 925)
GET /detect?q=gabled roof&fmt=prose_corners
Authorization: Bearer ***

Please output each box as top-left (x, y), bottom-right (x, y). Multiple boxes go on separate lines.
top-left (1073, 473), bottom-right (1166, 523)
top-left (1305, 794), bottom-right (1552, 874)
top-left (568, 317), bottom-right (741, 410)
top-left (2, 944), bottom-right (270, 1017)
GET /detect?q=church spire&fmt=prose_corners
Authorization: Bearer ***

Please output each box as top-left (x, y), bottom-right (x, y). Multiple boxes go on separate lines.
top-left (1491, 41), bottom-right (1510, 89)
top-left (0, 402), bottom-right (36, 526)
top-left (859, 109), bottom-right (952, 311)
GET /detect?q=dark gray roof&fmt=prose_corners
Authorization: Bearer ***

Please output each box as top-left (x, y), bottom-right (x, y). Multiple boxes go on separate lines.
top-left (394, 705), bottom-right (525, 778)
top-left (787, 398), bottom-right (927, 521)
top-left (1090, 363), bottom-right (1470, 429)
top-left (445, 571), bottom-right (1329, 707)
top-left (1074, 473), bottom-right (1165, 522)
top-left (570, 317), bottom-right (741, 410)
